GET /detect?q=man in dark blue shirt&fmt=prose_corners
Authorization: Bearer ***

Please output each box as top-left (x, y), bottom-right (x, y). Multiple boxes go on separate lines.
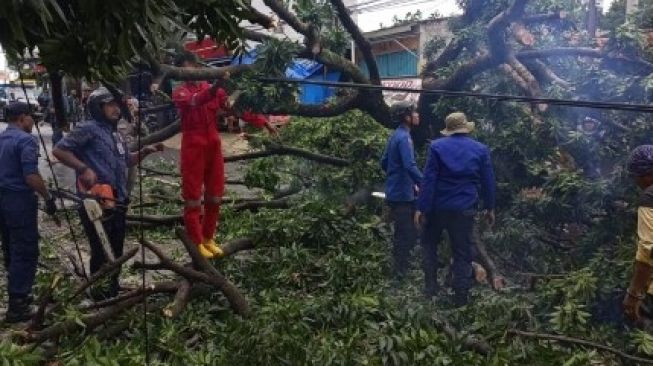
top-left (0, 102), bottom-right (56, 322)
top-left (415, 112), bottom-right (496, 305)
top-left (381, 102), bottom-right (423, 280)
top-left (53, 87), bottom-right (162, 299)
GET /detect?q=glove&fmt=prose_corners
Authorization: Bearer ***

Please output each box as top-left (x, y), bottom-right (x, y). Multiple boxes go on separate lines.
top-left (45, 196), bottom-right (57, 216)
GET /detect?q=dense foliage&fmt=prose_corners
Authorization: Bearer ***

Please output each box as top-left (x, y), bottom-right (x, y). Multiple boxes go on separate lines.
top-left (3, 0), bottom-right (653, 364)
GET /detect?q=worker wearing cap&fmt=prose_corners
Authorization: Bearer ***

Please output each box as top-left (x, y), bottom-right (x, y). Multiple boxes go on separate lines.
top-left (623, 145), bottom-right (653, 325)
top-left (380, 102), bottom-right (423, 281)
top-left (415, 112), bottom-right (496, 306)
top-left (53, 87), bottom-right (162, 299)
top-left (0, 101), bottom-right (57, 322)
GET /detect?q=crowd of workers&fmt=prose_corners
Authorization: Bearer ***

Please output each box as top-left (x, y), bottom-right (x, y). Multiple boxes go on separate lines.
top-left (380, 101), bottom-right (653, 321)
top-left (0, 50), bottom-right (652, 327)
top-left (381, 103), bottom-right (495, 306)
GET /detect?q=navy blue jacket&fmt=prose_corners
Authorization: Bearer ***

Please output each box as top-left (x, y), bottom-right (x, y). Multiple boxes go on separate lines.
top-left (381, 126), bottom-right (423, 202)
top-left (0, 125), bottom-right (39, 192)
top-left (417, 134), bottom-right (496, 213)
top-left (55, 119), bottom-right (130, 202)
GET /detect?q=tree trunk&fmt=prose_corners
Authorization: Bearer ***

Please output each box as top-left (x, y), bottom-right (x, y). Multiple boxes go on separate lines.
top-left (587, 0), bottom-right (597, 38)
top-left (50, 71), bottom-right (68, 135)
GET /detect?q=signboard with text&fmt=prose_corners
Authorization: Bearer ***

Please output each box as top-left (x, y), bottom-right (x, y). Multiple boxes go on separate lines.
top-left (381, 78), bottom-right (421, 106)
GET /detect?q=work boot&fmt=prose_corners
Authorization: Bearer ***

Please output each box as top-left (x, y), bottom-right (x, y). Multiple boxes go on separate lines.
top-left (198, 243), bottom-right (215, 259)
top-left (202, 239), bottom-right (224, 258)
top-left (6, 296), bottom-right (34, 324)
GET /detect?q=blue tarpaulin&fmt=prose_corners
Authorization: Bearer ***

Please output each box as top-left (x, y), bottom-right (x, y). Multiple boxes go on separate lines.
top-left (232, 51), bottom-right (340, 105)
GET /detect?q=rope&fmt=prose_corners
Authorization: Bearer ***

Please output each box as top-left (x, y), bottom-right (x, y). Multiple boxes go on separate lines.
top-left (135, 67), bottom-right (151, 365)
top-left (17, 69), bottom-right (88, 280)
top-left (258, 78), bottom-right (653, 114)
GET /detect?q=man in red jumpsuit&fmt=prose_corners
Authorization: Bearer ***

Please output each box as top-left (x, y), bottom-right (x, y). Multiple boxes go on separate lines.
top-left (172, 52), bottom-right (228, 258)
top-left (172, 51), bottom-right (272, 258)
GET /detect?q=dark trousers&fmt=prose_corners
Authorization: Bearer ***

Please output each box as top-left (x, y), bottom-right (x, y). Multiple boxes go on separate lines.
top-left (78, 207), bottom-right (126, 297)
top-left (421, 210), bottom-right (475, 294)
top-left (0, 190), bottom-right (39, 298)
top-left (388, 202), bottom-right (417, 280)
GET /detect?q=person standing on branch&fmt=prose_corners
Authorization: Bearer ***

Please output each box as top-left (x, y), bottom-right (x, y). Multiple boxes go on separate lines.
top-left (0, 102), bottom-right (57, 322)
top-left (415, 112), bottom-right (496, 306)
top-left (172, 51), bottom-right (229, 259)
top-left (380, 102), bottom-right (423, 281)
top-left (53, 87), bottom-right (163, 299)
top-left (623, 145), bottom-right (653, 325)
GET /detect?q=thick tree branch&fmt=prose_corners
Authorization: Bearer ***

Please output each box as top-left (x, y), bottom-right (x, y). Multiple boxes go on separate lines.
top-left (317, 49), bottom-right (370, 84)
top-left (270, 93), bottom-right (360, 118)
top-left (160, 64), bottom-right (252, 81)
top-left (521, 59), bottom-right (572, 88)
top-left (224, 144), bottom-right (350, 166)
top-left (28, 296), bottom-right (144, 344)
top-left (508, 329), bottom-right (653, 364)
top-left (242, 7), bottom-right (276, 29)
top-left (233, 198), bottom-right (290, 212)
top-left (79, 282), bottom-right (179, 311)
top-left (517, 48), bottom-right (653, 73)
top-left (523, 11), bottom-right (567, 24)
top-left (163, 280), bottom-right (191, 318)
top-left (329, 0), bottom-right (380, 84)
top-left (130, 119), bottom-right (180, 151)
top-left (126, 214), bottom-right (182, 225)
top-left (141, 238), bottom-right (249, 316)
top-left (71, 248), bottom-right (139, 300)
top-left (262, 0), bottom-right (310, 35)
top-left (243, 28), bottom-right (275, 43)
top-left (423, 39), bottom-right (466, 76)
top-left (221, 238), bottom-right (256, 257)
top-left (487, 0), bottom-right (529, 61)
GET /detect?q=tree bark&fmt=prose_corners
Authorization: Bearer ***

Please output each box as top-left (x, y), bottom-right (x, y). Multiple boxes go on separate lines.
top-left (49, 70), bottom-right (68, 133)
top-left (329, 0), bottom-right (380, 85)
top-left (224, 144), bottom-right (350, 166)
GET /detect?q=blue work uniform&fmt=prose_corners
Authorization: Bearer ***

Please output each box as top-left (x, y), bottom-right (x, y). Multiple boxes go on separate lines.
top-left (380, 125), bottom-right (423, 280)
top-left (0, 125), bottom-right (41, 298)
top-left (55, 119), bottom-right (130, 203)
top-left (55, 119), bottom-right (130, 298)
top-left (417, 134), bottom-right (496, 297)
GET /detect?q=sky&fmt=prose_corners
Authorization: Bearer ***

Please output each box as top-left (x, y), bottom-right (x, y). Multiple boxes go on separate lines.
top-left (356, 0), bottom-right (618, 32)
top-left (356, 0), bottom-right (461, 31)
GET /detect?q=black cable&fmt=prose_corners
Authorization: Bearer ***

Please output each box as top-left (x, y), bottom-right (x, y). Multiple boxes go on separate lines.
top-left (17, 69), bottom-right (88, 280)
top-left (135, 68), bottom-right (151, 365)
top-left (259, 78), bottom-right (653, 113)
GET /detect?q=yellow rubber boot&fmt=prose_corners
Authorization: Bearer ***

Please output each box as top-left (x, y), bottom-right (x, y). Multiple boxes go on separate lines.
top-left (197, 244), bottom-right (215, 259)
top-left (202, 239), bottom-right (224, 258)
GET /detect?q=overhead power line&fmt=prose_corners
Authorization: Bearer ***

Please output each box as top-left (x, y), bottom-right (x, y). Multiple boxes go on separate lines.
top-left (359, 0), bottom-right (441, 14)
top-left (259, 78), bottom-right (653, 113)
top-left (349, 0), bottom-right (423, 13)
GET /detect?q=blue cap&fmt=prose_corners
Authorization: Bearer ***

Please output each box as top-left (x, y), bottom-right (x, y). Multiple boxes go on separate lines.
top-left (5, 101), bottom-right (32, 118)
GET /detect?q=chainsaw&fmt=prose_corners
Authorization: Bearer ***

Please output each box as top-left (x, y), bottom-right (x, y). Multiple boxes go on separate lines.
top-left (78, 178), bottom-right (117, 262)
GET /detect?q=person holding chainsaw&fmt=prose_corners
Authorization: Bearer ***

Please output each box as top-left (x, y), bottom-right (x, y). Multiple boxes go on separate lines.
top-left (0, 101), bottom-right (57, 322)
top-left (53, 87), bottom-right (163, 299)
top-left (380, 102), bottom-right (423, 281)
